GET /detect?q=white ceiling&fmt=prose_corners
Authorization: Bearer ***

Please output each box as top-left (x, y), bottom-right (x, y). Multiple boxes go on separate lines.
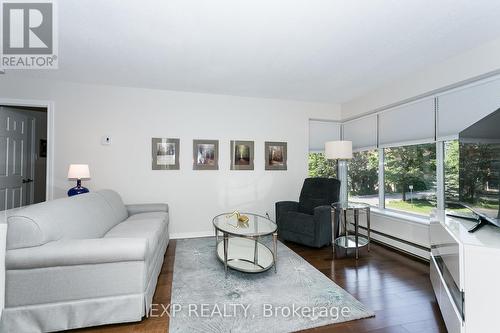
top-left (7, 0), bottom-right (500, 103)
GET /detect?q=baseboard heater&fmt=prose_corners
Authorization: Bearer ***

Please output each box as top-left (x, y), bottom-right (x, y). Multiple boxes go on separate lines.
top-left (351, 224), bottom-right (430, 260)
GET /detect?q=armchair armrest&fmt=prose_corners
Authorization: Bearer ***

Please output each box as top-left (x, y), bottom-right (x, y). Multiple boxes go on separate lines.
top-left (313, 205), bottom-right (333, 245)
top-left (275, 201), bottom-right (299, 227)
top-left (6, 238), bottom-right (148, 270)
top-left (313, 205), bottom-right (332, 221)
top-left (126, 203), bottom-right (169, 216)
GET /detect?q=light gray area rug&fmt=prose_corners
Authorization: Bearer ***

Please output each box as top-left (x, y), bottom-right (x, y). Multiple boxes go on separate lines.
top-left (169, 237), bottom-right (374, 333)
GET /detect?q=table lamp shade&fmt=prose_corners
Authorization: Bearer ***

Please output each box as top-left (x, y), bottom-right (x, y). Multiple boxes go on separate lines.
top-left (324, 141), bottom-right (353, 160)
top-left (67, 164), bottom-right (90, 179)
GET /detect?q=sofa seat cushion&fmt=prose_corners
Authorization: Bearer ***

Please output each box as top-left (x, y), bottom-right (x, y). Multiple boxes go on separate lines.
top-left (281, 212), bottom-right (315, 237)
top-left (104, 218), bottom-right (166, 258)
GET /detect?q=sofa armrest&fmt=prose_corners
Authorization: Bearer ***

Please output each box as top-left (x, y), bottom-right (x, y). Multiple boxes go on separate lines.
top-left (6, 238), bottom-right (148, 270)
top-left (126, 203), bottom-right (169, 216)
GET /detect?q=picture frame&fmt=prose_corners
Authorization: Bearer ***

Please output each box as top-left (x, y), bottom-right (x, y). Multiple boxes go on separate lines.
top-left (193, 139), bottom-right (219, 170)
top-left (152, 138), bottom-right (180, 170)
top-left (265, 141), bottom-right (287, 170)
top-left (230, 140), bottom-right (254, 170)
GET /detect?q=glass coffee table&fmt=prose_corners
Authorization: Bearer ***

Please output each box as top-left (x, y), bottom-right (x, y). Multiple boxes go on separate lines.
top-left (213, 212), bottom-right (277, 277)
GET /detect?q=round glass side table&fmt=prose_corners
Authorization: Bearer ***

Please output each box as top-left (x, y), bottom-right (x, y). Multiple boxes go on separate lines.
top-left (331, 202), bottom-right (371, 259)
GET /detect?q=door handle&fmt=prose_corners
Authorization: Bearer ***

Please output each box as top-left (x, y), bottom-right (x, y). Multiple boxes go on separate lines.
top-left (22, 179), bottom-right (33, 184)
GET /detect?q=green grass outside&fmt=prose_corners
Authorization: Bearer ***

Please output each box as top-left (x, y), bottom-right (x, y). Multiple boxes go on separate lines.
top-left (386, 199), bottom-right (435, 215)
top-left (386, 199), bottom-right (496, 217)
top-left (475, 200), bottom-right (498, 210)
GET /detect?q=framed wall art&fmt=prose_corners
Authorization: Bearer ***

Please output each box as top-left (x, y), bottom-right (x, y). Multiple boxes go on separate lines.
top-left (265, 141), bottom-right (287, 170)
top-left (230, 140), bottom-right (254, 170)
top-left (193, 139), bottom-right (219, 170)
top-left (152, 138), bottom-right (180, 170)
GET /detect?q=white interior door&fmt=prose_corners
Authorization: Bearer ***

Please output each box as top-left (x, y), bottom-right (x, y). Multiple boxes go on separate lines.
top-left (0, 107), bottom-right (29, 211)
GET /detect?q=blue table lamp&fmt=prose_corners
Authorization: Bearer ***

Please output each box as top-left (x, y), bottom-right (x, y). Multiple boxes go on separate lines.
top-left (67, 164), bottom-right (90, 196)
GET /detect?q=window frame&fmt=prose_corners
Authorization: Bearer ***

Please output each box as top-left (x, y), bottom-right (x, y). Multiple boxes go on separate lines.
top-left (346, 141), bottom-right (440, 222)
top-left (380, 141), bottom-right (438, 218)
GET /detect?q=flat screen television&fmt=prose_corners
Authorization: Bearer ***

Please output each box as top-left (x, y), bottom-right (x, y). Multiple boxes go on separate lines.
top-left (447, 108), bottom-right (500, 232)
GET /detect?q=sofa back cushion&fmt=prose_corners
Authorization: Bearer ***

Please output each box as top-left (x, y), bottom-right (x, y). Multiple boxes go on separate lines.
top-left (6, 190), bottom-right (127, 250)
top-left (98, 189), bottom-right (129, 222)
top-left (298, 178), bottom-right (340, 215)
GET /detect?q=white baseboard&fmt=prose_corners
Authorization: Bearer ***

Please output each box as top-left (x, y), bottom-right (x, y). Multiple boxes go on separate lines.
top-left (348, 210), bottom-right (431, 260)
top-left (363, 229), bottom-right (430, 260)
top-left (170, 231), bottom-right (213, 240)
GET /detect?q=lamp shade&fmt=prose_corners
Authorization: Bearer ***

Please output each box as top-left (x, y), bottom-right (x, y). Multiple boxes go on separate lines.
top-left (67, 164), bottom-right (90, 179)
top-left (324, 141), bottom-right (353, 160)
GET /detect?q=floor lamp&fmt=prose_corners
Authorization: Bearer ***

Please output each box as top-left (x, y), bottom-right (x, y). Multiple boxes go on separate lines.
top-left (325, 141), bottom-right (353, 204)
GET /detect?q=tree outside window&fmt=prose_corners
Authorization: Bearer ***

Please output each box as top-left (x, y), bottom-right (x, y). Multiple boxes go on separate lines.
top-left (349, 150), bottom-right (379, 206)
top-left (444, 140), bottom-right (459, 202)
top-left (308, 153), bottom-right (337, 178)
top-left (384, 143), bottom-right (437, 216)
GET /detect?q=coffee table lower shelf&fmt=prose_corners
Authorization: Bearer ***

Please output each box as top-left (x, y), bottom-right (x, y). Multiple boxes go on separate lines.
top-left (216, 237), bottom-right (275, 274)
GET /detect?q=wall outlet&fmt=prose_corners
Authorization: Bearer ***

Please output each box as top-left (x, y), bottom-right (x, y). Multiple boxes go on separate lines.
top-left (101, 136), bottom-right (112, 145)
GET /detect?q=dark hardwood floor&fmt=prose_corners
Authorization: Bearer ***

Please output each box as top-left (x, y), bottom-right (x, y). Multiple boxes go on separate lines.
top-left (286, 242), bottom-right (447, 333)
top-left (76, 239), bottom-right (446, 333)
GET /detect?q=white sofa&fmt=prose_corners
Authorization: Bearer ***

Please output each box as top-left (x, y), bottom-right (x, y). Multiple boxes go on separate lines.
top-left (0, 190), bottom-right (169, 332)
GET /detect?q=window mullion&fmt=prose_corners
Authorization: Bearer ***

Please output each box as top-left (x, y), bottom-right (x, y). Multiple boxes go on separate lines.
top-left (436, 141), bottom-right (445, 211)
top-left (378, 147), bottom-right (385, 209)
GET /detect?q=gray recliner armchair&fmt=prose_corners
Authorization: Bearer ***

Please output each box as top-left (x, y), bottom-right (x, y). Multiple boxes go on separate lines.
top-left (276, 178), bottom-right (340, 248)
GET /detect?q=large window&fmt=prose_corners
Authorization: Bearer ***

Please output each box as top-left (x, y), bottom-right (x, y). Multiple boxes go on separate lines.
top-left (308, 153), bottom-right (336, 178)
top-left (306, 142), bottom-right (447, 218)
top-left (349, 149), bottom-right (379, 207)
top-left (445, 139), bottom-right (500, 216)
top-left (384, 143), bottom-right (436, 216)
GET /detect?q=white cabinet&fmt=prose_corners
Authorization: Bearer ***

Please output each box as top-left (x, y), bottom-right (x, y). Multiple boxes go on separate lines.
top-left (430, 211), bottom-right (500, 333)
top-left (0, 220), bottom-right (6, 318)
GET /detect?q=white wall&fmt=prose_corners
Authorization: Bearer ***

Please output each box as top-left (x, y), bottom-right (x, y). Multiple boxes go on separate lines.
top-left (0, 77), bottom-right (341, 237)
top-left (342, 37), bottom-right (500, 119)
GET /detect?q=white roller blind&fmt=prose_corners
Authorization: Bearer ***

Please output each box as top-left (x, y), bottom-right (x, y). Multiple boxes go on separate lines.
top-left (437, 78), bottom-right (500, 140)
top-left (379, 98), bottom-right (435, 147)
top-left (308, 120), bottom-right (341, 152)
top-left (342, 115), bottom-right (377, 151)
